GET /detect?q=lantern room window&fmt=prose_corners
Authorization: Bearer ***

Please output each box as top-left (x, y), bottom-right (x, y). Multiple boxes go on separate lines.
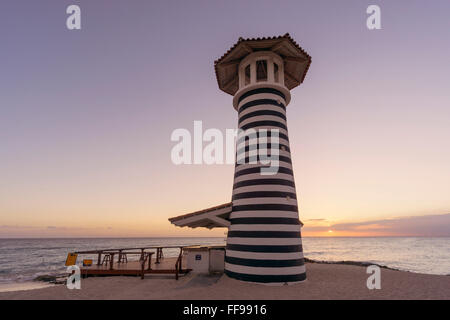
top-left (256, 60), bottom-right (267, 82)
top-left (274, 63), bottom-right (279, 83)
top-left (244, 65), bottom-right (251, 85)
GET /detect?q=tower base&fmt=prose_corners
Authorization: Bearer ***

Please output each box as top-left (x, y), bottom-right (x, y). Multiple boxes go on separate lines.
top-left (225, 269), bottom-right (306, 286)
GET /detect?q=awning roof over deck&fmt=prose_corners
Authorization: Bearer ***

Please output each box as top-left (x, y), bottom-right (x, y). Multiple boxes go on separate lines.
top-left (169, 202), bottom-right (304, 229)
top-left (168, 202), bottom-right (232, 229)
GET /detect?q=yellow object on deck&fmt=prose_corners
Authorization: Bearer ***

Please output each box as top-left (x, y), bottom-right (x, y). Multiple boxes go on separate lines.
top-left (83, 259), bottom-right (93, 267)
top-left (65, 253), bottom-right (78, 266)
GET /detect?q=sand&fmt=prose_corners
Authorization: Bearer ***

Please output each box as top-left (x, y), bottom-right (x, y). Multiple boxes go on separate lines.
top-left (0, 262), bottom-right (448, 300)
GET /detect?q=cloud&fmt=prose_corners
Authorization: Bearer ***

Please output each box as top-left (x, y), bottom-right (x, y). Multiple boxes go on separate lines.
top-left (0, 225), bottom-right (104, 238)
top-left (0, 225), bottom-right (35, 229)
top-left (303, 213), bottom-right (450, 236)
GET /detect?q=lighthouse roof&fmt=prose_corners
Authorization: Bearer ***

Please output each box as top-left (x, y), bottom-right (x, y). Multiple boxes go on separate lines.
top-left (214, 33), bottom-right (312, 95)
top-left (169, 202), bottom-right (232, 229)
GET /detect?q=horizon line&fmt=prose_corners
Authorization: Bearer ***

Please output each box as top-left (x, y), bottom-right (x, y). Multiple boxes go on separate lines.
top-left (1, 235), bottom-right (450, 240)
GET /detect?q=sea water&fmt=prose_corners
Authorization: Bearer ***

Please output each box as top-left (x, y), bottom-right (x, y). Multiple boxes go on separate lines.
top-left (0, 237), bottom-right (448, 290)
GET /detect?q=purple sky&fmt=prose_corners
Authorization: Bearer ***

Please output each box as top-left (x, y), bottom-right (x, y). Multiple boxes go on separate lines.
top-left (1, 1), bottom-right (449, 237)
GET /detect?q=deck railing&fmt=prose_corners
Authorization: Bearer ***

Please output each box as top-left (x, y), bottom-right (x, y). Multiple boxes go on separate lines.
top-left (72, 245), bottom-right (195, 279)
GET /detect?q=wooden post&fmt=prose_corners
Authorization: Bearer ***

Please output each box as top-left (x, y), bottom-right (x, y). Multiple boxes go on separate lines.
top-left (156, 248), bottom-right (162, 264)
top-left (175, 247), bottom-right (183, 280)
top-left (141, 257), bottom-right (145, 279)
top-left (97, 252), bottom-right (102, 265)
top-left (147, 253), bottom-right (152, 271)
top-left (110, 253), bottom-right (115, 270)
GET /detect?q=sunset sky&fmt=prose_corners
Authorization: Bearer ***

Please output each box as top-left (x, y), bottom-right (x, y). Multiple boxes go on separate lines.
top-left (1, 1), bottom-right (449, 238)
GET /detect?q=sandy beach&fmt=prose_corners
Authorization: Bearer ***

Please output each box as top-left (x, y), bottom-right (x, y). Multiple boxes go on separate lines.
top-left (1, 262), bottom-right (448, 300)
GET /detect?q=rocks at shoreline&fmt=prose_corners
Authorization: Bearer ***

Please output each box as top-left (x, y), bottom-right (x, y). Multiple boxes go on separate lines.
top-left (303, 257), bottom-right (397, 271)
top-left (34, 274), bottom-right (68, 285)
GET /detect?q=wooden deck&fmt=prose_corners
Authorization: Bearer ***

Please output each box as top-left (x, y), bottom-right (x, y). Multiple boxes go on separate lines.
top-left (80, 257), bottom-right (189, 278)
top-left (71, 245), bottom-right (193, 280)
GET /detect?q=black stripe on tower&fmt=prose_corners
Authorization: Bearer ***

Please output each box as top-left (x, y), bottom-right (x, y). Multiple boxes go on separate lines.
top-left (238, 88), bottom-right (286, 104)
top-left (232, 204), bottom-right (298, 212)
top-left (233, 179), bottom-right (295, 189)
top-left (224, 270), bottom-right (306, 283)
top-left (234, 166), bottom-right (293, 178)
top-left (227, 244), bottom-right (303, 253)
top-left (236, 144), bottom-right (290, 155)
top-left (239, 99), bottom-right (286, 114)
top-left (239, 109), bottom-right (286, 124)
top-left (232, 191), bottom-right (297, 200)
top-left (236, 131), bottom-right (289, 146)
top-left (240, 120), bottom-right (287, 131)
top-left (235, 155), bottom-right (292, 167)
top-left (227, 231), bottom-right (301, 238)
top-left (225, 256), bottom-right (305, 267)
top-left (230, 217), bottom-right (301, 225)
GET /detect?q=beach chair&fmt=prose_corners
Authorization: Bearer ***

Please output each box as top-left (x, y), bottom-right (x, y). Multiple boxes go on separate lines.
top-left (101, 254), bottom-right (112, 265)
top-left (118, 252), bottom-right (128, 263)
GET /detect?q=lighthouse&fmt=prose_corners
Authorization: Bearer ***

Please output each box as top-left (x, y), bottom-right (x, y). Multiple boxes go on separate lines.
top-left (169, 34), bottom-right (311, 285)
top-left (215, 34), bottom-right (311, 284)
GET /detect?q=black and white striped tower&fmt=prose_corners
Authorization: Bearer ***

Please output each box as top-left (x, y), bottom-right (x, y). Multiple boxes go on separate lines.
top-left (214, 34), bottom-right (312, 284)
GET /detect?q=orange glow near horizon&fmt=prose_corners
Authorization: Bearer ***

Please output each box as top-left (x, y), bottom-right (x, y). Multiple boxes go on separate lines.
top-left (301, 230), bottom-right (398, 238)
top-left (2, 212), bottom-right (448, 238)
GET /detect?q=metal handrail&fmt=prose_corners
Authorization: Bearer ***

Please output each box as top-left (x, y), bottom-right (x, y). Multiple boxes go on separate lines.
top-left (74, 244), bottom-right (198, 255)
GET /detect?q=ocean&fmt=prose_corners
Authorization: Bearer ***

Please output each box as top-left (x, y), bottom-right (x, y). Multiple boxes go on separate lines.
top-left (0, 237), bottom-right (449, 289)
